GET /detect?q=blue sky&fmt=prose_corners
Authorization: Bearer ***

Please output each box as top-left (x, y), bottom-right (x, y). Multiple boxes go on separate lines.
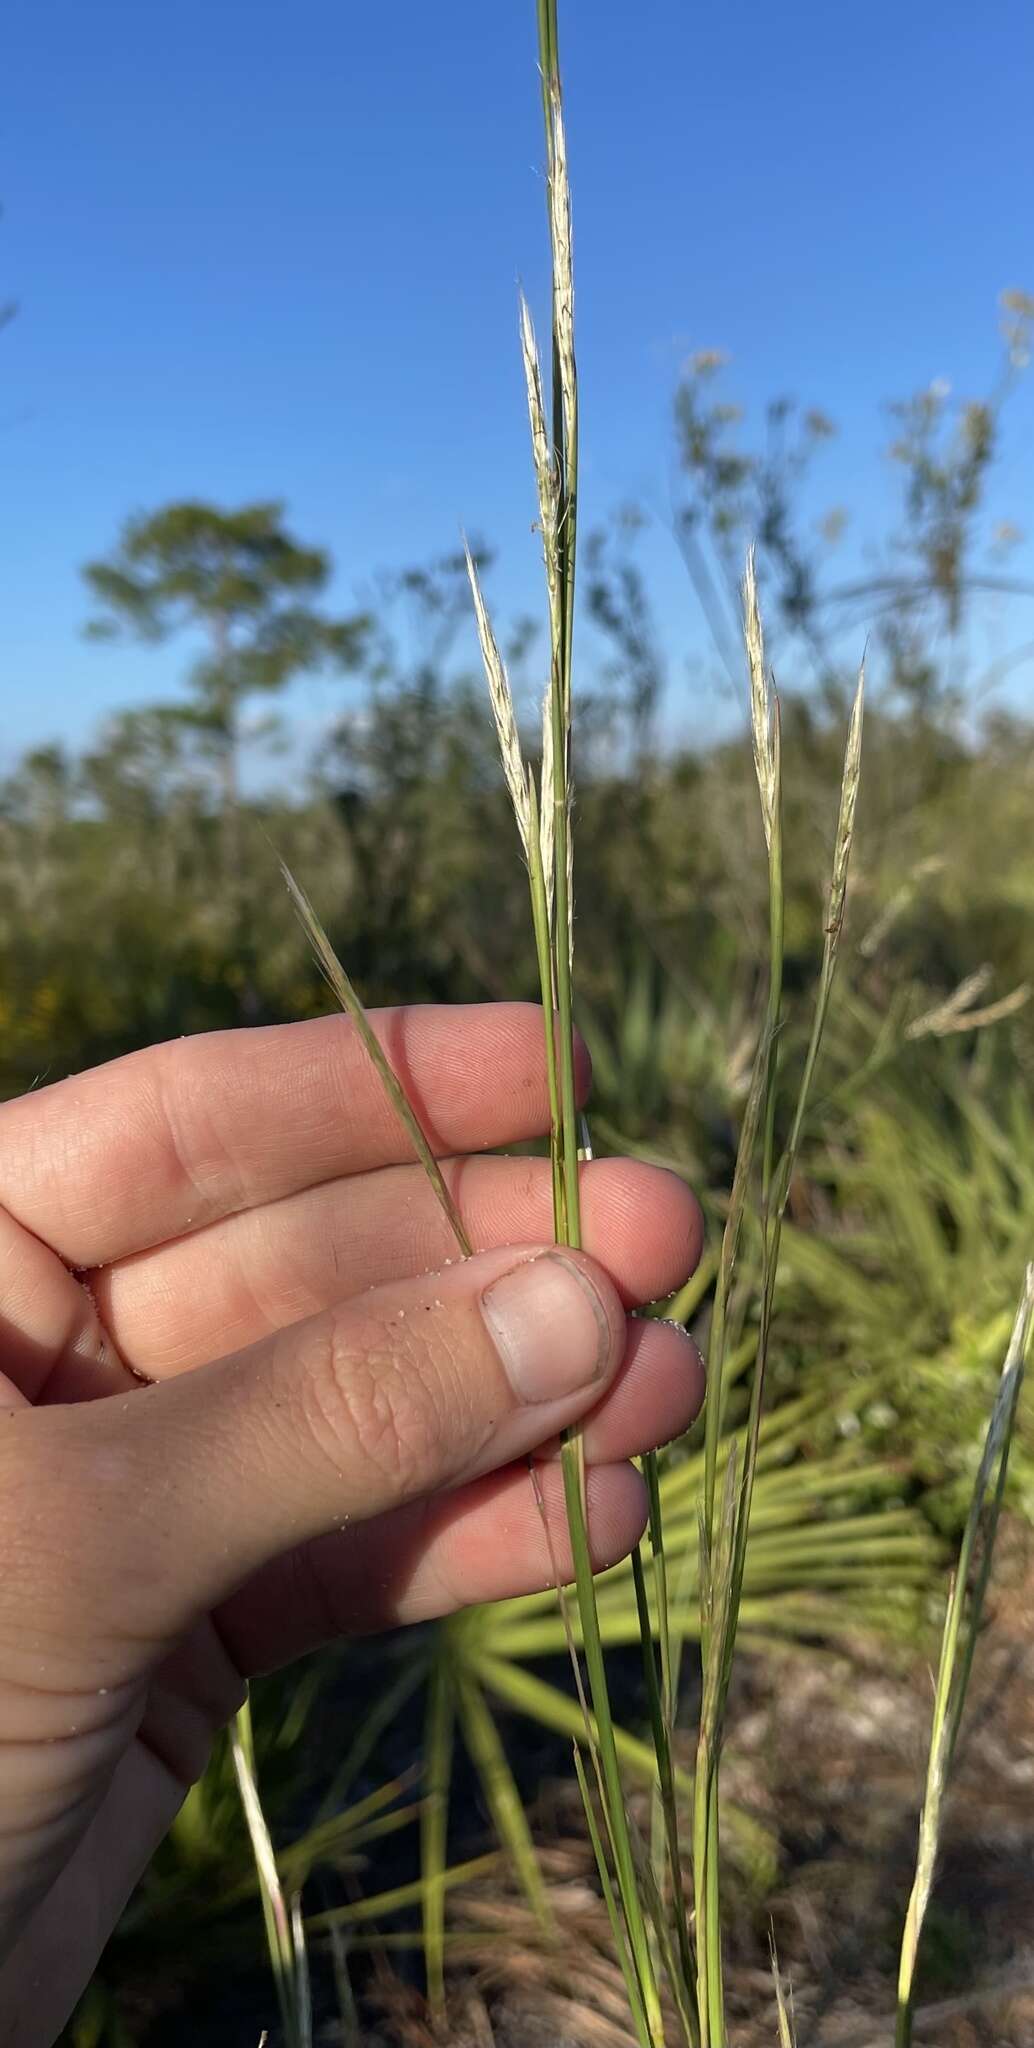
top-left (4, 0), bottom-right (1034, 767)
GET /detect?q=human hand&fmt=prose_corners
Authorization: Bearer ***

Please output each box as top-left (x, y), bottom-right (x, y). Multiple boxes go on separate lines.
top-left (0, 1003), bottom-right (703, 2044)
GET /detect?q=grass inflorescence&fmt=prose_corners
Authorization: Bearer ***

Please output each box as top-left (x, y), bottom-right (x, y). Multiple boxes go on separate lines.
top-left (228, 5), bottom-right (1034, 2041)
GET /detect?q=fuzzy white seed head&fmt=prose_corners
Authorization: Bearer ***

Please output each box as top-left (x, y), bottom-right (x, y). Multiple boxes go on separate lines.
top-left (519, 292), bottom-right (563, 660)
top-left (519, 294), bottom-right (558, 550)
top-left (546, 91), bottom-right (576, 466)
top-left (827, 660), bottom-right (865, 942)
top-left (464, 543), bottom-right (532, 860)
top-left (743, 547), bottom-right (778, 854)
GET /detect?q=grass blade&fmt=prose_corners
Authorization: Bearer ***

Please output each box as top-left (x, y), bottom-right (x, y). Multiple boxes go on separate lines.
top-left (281, 860), bottom-right (472, 1257)
top-left (895, 1260), bottom-right (1034, 2044)
top-left (573, 1746), bottom-right (654, 2048)
top-left (456, 1671), bottom-right (556, 1937)
top-left (231, 1696), bottom-right (312, 2048)
top-left (769, 1932), bottom-right (796, 2047)
top-left (422, 1651), bottom-right (455, 2029)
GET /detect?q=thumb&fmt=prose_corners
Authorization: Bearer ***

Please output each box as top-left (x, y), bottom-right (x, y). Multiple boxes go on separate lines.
top-left (91, 1243), bottom-right (628, 1639)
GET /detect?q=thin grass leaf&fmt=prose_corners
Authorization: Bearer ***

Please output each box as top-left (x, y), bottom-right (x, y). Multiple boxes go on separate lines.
top-left (538, 694), bottom-right (557, 936)
top-left (456, 1673), bottom-right (556, 1937)
top-left (289, 1896), bottom-right (311, 2048)
top-left (573, 1746), bottom-right (654, 2048)
top-left (631, 1826), bottom-right (700, 2048)
top-left (534, 5), bottom-right (661, 2032)
top-left (313, 1655), bottom-right (429, 1825)
top-left (728, 640), bottom-right (866, 1617)
top-left (281, 1774), bottom-right (420, 1889)
top-left (896, 1260), bottom-right (1034, 2046)
top-left (326, 1923), bottom-right (362, 2048)
top-left (281, 861), bottom-right (471, 1257)
top-left (700, 1018), bottom-right (773, 1536)
top-left (526, 774), bottom-right (563, 1225)
top-left (642, 1444), bottom-right (675, 1954)
top-left (307, 1857), bottom-right (498, 1932)
top-left (559, 1437), bottom-right (663, 2039)
top-left (231, 1697), bottom-right (312, 2048)
top-left (694, 565), bottom-right (866, 2045)
top-left (422, 1653), bottom-right (455, 2028)
top-left (472, 1652), bottom-right (669, 1794)
top-left (694, 1455), bottom-right (738, 2047)
top-left (631, 1538), bottom-right (697, 2018)
top-left (769, 1932), bottom-right (796, 2047)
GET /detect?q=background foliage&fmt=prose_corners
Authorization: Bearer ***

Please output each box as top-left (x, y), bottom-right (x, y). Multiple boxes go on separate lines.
top-left (6, 320), bottom-right (1033, 2040)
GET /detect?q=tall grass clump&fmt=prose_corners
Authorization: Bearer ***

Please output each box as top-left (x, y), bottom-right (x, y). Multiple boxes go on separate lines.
top-left (463, 8), bottom-right (860, 2045)
top-left (459, 6), bottom-right (1030, 2038)
top-left (467, 8), bottom-right (870, 2038)
top-left (240, 4), bottom-right (1034, 2040)
top-left (465, 6), bottom-right (663, 2028)
top-left (687, 567), bottom-right (865, 2043)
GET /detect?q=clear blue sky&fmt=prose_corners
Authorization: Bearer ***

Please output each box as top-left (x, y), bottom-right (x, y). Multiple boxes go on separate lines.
top-left (4, 0), bottom-right (1034, 766)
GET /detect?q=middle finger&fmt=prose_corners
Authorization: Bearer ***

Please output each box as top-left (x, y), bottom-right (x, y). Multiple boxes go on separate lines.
top-left (89, 1154), bottom-right (703, 1380)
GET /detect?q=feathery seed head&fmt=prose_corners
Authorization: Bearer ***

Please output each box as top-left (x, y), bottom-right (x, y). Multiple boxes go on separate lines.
top-left (464, 543), bottom-right (532, 860)
top-left (743, 548), bottom-right (778, 852)
top-left (827, 661), bottom-right (865, 943)
top-left (519, 293), bottom-right (558, 547)
top-left (546, 92), bottom-right (576, 469)
top-left (519, 292), bottom-right (563, 653)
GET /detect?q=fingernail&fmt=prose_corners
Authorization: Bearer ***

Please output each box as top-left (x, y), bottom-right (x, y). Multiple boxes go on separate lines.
top-left (481, 1251), bottom-right (613, 1404)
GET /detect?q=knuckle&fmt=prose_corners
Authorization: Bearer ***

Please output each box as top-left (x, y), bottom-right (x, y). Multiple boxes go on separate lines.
top-left (299, 1305), bottom-right (472, 1501)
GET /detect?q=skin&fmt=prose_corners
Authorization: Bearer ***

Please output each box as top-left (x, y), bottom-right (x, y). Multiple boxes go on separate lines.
top-left (0, 1002), bottom-right (704, 2045)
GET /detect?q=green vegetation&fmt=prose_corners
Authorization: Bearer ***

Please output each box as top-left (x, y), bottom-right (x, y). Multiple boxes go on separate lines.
top-left (19, 533), bottom-right (1034, 2044)
top-left (6, 6), bottom-right (1031, 2041)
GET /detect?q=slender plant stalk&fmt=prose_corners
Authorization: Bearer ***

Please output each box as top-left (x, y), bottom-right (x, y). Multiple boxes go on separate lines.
top-left (527, 776), bottom-right (565, 1228)
top-left (632, 1835), bottom-right (701, 2048)
top-left (642, 1443), bottom-right (680, 1991)
top-left (422, 1651), bottom-right (454, 2028)
top-left (693, 1453), bottom-right (738, 2046)
top-left (895, 1261), bottom-right (1034, 2045)
top-left (231, 1696), bottom-right (312, 2048)
top-left (456, 1671), bottom-right (556, 1937)
top-left (465, 5), bottom-right (663, 2033)
top-left (769, 1932), bottom-right (797, 2047)
top-left (464, 555), bottom-right (565, 1234)
top-left (537, 8), bottom-right (663, 2032)
top-left (474, 32), bottom-right (870, 2044)
top-left (730, 651), bottom-right (864, 1607)
top-left (573, 1746), bottom-right (654, 2048)
top-left (631, 1539), bottom-right (699, 2035)
top-left (281, 863), bottom-right (473, 1257)
top-left (285, 18), bottom-right (877, 2046)
top-left (694, 559), bottom-right (866, 2044)
top-left (645, 1455), bottom-right (674, 1727)
top-left (307, 1855), bottom-right (498, 1935)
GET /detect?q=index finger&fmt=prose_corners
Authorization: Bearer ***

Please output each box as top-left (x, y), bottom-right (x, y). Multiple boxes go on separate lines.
top-left (0, 1003), bottom-right (583, 1267)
